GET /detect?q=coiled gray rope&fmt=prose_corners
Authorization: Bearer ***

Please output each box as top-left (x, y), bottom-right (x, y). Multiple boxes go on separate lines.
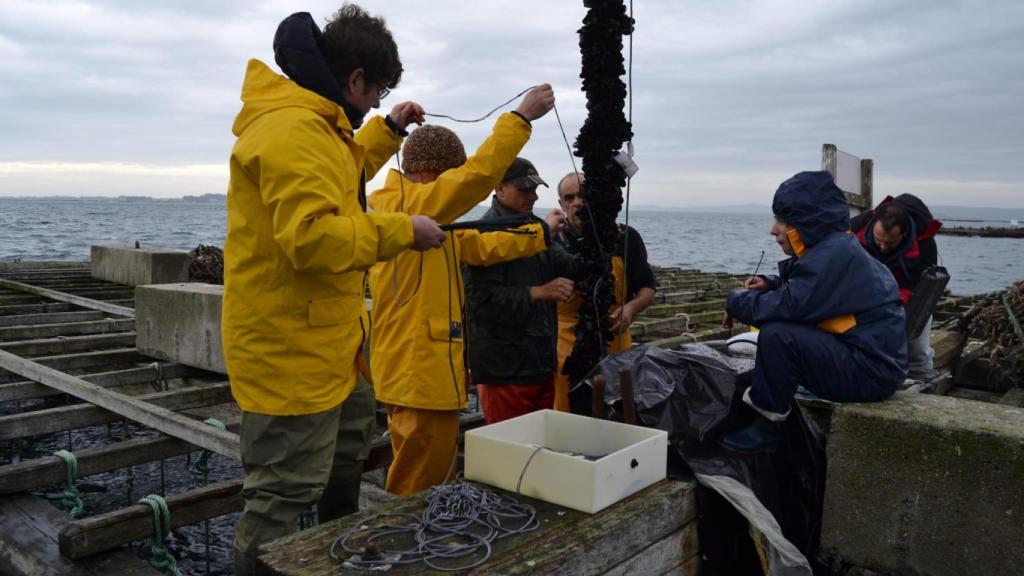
top-left (329, 479), bottom-right (540, 571)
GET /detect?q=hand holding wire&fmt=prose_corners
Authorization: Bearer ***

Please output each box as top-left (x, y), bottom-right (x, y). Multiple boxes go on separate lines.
top-left (388, 101), bottom-right (425, 130)
top-left (409, 215), bottom-right (445, 250)
top-left (515, 84), bottom-right (555, 121)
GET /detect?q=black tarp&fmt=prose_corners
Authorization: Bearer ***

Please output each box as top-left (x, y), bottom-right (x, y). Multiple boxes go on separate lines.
top-left (574, 341), bottom-right (826, 576)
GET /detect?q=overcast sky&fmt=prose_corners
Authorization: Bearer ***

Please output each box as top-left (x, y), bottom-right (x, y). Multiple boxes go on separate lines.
top-left (1, 0), bottom-right (1022, 208)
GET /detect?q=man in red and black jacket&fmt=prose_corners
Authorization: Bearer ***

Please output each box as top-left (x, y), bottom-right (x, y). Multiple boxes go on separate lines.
top-left (851, 194), bottom-right (942, 381)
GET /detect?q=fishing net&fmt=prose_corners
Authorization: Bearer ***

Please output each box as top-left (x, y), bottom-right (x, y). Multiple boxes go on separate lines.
top-left (961, 279), bottom-right (1024, 386)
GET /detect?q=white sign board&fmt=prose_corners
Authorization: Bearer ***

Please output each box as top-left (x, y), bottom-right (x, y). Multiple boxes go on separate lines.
top-left (835, 150), bottom-right (862, 195)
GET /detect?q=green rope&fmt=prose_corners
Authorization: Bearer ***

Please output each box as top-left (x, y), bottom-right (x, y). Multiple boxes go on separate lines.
top-left (138, 494), bottom-right (180, 576)
top-left (189, 418), bottom-right (227, 486)
top-left (52, 450), bottom-right (84, 518)
top-left (1002, 293), bottom-right (1024, 341)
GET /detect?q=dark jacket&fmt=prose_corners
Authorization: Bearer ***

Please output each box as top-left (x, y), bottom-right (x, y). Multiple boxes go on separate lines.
top-left (851, 194), bottom-right (942, 305)
top-left (726, 171), bottom-right (908, 386)
top-left (464, 197), bottom-right (578, 385)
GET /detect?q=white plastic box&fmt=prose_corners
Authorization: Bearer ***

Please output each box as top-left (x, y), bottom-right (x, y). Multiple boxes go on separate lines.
top-left (464, 409), bottom-right (668, 514)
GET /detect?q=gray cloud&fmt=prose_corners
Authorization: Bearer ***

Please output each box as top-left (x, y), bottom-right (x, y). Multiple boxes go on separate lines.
top-left (0, 0), bottom-right (1021, 207)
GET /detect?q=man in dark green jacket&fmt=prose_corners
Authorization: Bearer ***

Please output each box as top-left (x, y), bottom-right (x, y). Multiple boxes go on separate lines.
top-left (463, 158), bottom-right (578, 423)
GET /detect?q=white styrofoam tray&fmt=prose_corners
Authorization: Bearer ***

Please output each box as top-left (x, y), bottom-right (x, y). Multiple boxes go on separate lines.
top-left (464, 409), bottom-right (668, 513)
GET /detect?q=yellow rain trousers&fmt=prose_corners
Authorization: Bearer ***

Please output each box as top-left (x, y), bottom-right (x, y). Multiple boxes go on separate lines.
top-left (554, 255), bottom-right (633, 411)
top-left (368, 112), bottom-right (548, 495)
top-left (223, 59), bottom-right (413, 417)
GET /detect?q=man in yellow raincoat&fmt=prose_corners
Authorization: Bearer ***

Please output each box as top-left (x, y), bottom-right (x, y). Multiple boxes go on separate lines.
top-left (223, 8), bottom-right (445, 573)
top-left (368, 85), bottom-right (556, 496)
top-left (552, 173), bottom-right (657, 413)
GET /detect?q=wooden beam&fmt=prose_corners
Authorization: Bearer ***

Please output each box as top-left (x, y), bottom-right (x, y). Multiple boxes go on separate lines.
top-left (0, 279), bottom-right (134, 318)
top-left (0, 493), bottom-right (158, 575)
top-left (0, 302), bottom-right (77, 316)
top-left (0, 333), bottom-right (136, 357)
top-left (0, 382), bottom-right (233, 440)
top-left (0, 349), bottom-right (240, 459)
top-left (257, 479), bottom-right (697, 575)
top-left (0, 362), bottom-right (194, 402)
top-left (59, 478), bottom-right (244, 560)
top-left (0, 318), bottom-right (135, 342)
top-left (0, 348), bottom-right (145, 378)
top-left (0, 310), bottom-right (107, 327)
top-left (0, 418), bottom-right (242, 495)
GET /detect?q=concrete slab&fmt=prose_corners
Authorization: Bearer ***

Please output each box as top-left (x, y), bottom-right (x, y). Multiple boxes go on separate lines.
top-left (90, 245), bottom-right (189, 286)
top-left (135, 283), bottom-right (225, 374)
top-left (822, 392), bottom-right (1024, 576)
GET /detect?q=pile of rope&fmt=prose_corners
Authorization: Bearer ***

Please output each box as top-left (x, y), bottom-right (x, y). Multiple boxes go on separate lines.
top-left (562, 0), bottom-right (635, 386)
top-left (329, 481), bottom-right (539, 572)
top-left (962, 279), bottom-right (1024, 386)
top-left (188, 244), bottom-right (223, 284)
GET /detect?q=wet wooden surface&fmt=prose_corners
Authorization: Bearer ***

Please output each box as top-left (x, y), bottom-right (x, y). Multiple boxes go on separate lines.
top-left (257, 479), bottom-right (698, 575)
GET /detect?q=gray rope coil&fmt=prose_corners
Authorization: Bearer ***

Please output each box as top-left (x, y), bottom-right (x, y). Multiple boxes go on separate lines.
top-left (329, 479), bottom-right (540, 571)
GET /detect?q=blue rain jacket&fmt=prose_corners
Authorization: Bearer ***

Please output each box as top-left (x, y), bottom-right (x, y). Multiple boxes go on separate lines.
top-left (727, 171), bottom-right (908, 385)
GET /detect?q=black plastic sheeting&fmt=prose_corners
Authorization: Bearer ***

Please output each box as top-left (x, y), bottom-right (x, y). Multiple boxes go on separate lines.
top-left (573, 342), bottom-right (826, 576)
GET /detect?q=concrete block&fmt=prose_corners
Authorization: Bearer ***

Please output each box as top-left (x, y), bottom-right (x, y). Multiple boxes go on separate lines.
top-left (135, 283), bottom-right (225, 374)
top-left (90, 245), bottom-right (189, 286)
top-left (822, 392), bottom-right (1024, 576)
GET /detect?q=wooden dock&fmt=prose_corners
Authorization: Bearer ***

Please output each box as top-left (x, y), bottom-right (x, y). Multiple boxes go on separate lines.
top-left (257, 480), bottom-right (699, 576)
top-left (0, 259), bottom-right (1012, 574)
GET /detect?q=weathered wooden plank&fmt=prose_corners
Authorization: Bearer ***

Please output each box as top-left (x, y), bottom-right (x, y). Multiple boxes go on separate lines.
top-left (59, 478), bottom-right (244, 560)
top-left (257, 479), bottom-right (696, 576)
top-left (0, 348), bottom-right (145, 379)
top-left (0, 493), bottom-right (158, 575)
top-left (0, 418), bottom-right (242, 495)
top-left (603, 522), bottom-right (699, 576)
top-left (0, 278), bottom-right (134, 318)
top-left (643, 299), bottom-right (726, 317)
top-left (0, 382), bottom-right (233, 440)
top-left (0, 361), bottom-right (194, 402)
top-left (647, 326), bottom-right (735, 348)
top-left (0, 349), bottom-right (240, 459)
top-left (0, 310), bottom-right (107, 327)
top-left (631, 311), bottom-right (723, 338)
top-left (0, 302), bottom-right (77, 316)
top-left (0, 318), bottom-right (135, 342)
top-left (0, 333), bottom-right (136, 357)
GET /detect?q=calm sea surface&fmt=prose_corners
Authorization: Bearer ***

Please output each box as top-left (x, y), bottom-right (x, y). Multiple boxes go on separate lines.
top-left (1, 198), bottom-right (1021, 295)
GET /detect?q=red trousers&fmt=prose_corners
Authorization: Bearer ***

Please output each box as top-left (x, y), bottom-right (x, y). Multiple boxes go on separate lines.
top-left (476, 373), bottom-right (555, 424)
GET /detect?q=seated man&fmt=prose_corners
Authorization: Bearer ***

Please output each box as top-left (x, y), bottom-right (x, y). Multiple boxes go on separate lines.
top-left (851, 194), bottom-right (942, 381)
top-left (722, 171), bottom-right (908, 452)
top-left (463, 158), bottom-right (579, 424)
top-left (552, 172), bottom-right (657, 413)
top-left (368, 86), bottom-right (555, 496)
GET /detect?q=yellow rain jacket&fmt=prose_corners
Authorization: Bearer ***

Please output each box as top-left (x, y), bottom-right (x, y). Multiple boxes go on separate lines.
top-left (223, 59), bottom-right (413, 416)
top-left (368, 112), bottom-right (548, 410)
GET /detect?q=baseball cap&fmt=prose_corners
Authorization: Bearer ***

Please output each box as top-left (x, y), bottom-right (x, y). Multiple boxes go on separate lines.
top-left (501, 157), bottom-right (548, 189)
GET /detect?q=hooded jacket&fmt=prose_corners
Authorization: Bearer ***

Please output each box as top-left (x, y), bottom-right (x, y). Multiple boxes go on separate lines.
top-left (222, 58), bottom-right (412, 415)
top-left (368, 112), bottom-right (550, 411)
top-left (851, 194), bottom-right (942, 304)
top-left (726, 171), bottom-right (907, 386)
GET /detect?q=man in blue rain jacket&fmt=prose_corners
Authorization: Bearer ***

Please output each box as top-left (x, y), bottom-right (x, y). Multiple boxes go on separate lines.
top-left (721, 171), bottom-right (908, 452)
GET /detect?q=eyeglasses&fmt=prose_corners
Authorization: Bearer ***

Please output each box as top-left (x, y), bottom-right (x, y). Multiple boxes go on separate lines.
top-left (560, 193), bottom-right (580, 203)
top-left (377, 86), bottom-right (390, 100)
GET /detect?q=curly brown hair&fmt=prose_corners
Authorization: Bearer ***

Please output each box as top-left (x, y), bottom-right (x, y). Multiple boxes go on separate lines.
top-left (319, 4), bottom-right (403, 90)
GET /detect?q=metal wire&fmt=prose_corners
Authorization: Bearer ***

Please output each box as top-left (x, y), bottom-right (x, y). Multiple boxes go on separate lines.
top-left (424, 86), bottom-right (536, 123)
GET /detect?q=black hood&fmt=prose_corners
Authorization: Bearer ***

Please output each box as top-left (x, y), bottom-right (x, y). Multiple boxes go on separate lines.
top-left (273, 12), bottom-right (365, 129)
top-left (888, 193), bottom-right (934, 232)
